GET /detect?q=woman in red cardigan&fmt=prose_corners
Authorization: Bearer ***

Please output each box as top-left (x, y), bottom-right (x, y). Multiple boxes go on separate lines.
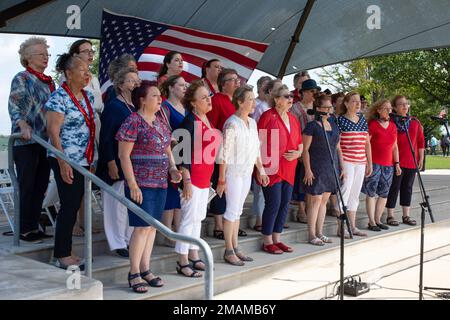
top-left (385, 95), bottom-right (425, 226)
top-left (257, 85), bottom-right (303, 254)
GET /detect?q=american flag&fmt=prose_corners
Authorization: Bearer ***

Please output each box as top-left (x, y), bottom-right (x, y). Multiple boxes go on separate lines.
top-left (99, 10), bottom-right (269, 92)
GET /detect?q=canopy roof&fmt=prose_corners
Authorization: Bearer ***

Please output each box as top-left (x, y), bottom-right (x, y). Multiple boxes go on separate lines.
top-left (1, 0), bottom-right (449, 77)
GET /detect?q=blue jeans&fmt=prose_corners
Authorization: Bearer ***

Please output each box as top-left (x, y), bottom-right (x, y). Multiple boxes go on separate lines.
top-left (262, 181), bottom-right (293, 236)
top-left (125, 186), bottom-right (167, 227)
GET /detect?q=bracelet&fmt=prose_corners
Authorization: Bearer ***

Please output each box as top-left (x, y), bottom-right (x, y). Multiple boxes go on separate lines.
top-left (217, 180), bottom-right (226, 186)
top-left (394, 161), bottom-right (400, 165)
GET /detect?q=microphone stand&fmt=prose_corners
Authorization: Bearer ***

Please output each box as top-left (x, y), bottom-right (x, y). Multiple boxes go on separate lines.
top-left (315, 111), bottom-right (353, 300)
top-left (396, 115), bottom-right (434, 300)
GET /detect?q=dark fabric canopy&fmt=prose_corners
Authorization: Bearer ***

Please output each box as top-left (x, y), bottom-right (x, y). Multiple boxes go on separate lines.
top-left (1, 0), bottom-right (449, 77)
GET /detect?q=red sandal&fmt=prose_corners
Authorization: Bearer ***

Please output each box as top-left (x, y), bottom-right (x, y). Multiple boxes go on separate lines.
top-left (262, 244), bottom-right (283, 254)
top-left (274, 242), bottom-right (293, 253)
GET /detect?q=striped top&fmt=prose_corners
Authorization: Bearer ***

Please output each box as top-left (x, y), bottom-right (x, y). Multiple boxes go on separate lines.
top-left (337, 114), bottom-right (368, 164)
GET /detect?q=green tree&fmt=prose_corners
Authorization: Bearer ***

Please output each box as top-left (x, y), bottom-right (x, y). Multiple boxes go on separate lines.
top-left (318, 48), bottom-right (450, 138)
top-left (52, 39), bottom-right (100, 83)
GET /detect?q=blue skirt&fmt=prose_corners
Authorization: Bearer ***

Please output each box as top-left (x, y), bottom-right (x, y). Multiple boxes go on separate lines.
top-left (125, 186), bottom-right (167, 227)
top-left (164, 182), bottom-right (181, 210)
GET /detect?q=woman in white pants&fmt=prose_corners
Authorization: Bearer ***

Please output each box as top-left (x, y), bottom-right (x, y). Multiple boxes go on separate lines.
top-left (216, 85), bottom-right (269, 266)
top-left (97, 68), bottom-right (139, 257)
top-left (335, 92), bottom-right (372, 237)
top-left (175, 81), bottom-right (221, 277)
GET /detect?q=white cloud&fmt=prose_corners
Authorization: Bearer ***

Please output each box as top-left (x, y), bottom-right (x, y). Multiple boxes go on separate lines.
top-left (0, 34), bottom-right (326, 136)
top-left (0, 34), bottom-right (81, 135)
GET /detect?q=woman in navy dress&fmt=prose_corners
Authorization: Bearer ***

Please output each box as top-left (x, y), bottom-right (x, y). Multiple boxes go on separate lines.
top-left (159, 75), bottom-right (187, 247)
top-left (302, 93), bottom-right (344, 246)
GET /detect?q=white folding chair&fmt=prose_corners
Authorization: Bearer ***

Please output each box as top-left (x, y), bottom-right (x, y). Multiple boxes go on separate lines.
top-left (0, 151), bottom-right (15, 231)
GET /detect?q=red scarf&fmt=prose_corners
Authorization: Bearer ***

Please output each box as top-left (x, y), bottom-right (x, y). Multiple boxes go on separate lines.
top-left (204, 78), bottom-right (217, 95)
top-left (26, 67), bottom-right (55, 92)
top-left (61, 82), bottom-right (96, 165)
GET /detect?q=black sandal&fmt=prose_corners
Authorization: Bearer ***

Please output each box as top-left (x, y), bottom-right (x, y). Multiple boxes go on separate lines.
top-left (238, 229), bottom-right (247, 237)
top-left (128, 273), bottom-right (148, 293)
top-left (189, 258), bottom-right (206, 271)
top-left (176, 261), bottom-right (202, 277)
top-left (213, 229), bottom-right (224, 240)
top-left (140, 270), bottom-right (163, 287)
top-left (402, 216), bottom-right (417, 226)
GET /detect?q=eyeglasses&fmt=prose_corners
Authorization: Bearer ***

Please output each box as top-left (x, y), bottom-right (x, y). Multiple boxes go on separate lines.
top-left (281, 94), bottom-right (294, 99)
top-left (224, 77), bottom-right (240, 83)
top-left (31, 53), bottom-right (51, 58)
top-left (79, 49), bottom-right (96, 55)
top-left (125, 79), bottom-right (141, 85)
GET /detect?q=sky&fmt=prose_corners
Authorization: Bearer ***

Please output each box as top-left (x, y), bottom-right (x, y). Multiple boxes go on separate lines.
top-left (0, 33), bottom-right (323, 136)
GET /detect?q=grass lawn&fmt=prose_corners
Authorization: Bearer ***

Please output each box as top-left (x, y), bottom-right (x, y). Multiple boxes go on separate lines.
top-left (425, 155), bottom-right (450, 169)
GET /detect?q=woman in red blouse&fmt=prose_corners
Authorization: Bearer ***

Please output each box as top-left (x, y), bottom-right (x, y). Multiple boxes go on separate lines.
top-left (258, 85), bottom-right (303, 254)
top-left (176, 80), bottom-right (222, 277)
top-left (362, 100), bottom-right (401, 232)
top-left (201, 59), bottom-right (222, 96)
top-left (385, 95), bottom-right (425, 226)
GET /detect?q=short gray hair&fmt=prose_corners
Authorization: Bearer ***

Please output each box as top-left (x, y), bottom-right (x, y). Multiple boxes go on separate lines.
top-left (113, 67), bottom-right (138, 95)
top-left (18, 37), bottom-right (49, 68)
top-left (108, 54), bottom-right (137, 81)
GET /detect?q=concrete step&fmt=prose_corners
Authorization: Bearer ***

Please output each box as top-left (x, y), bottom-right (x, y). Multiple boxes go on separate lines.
top-left (217, 219), bottom-right (450, 300)
top-left (8, 184), bottom-right (448, 263)
top-left (7, 185), bottom-right (449, 275)
top-left (93, 186), bottom-right (450, 286)
top-left (101, 191), bottom-right (450, 300)
top-left (0, 254), bottom-right (103, 300)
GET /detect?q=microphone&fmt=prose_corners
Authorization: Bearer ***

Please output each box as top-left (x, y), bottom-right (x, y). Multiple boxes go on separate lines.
top-left (307, 109), bottom-right (328, 116)
top-left (430, 115), bottom-right (448, 122)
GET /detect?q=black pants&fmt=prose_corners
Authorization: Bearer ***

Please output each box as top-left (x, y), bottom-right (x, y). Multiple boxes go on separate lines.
top-left (49, 157), bottom-right (86, 258)
top-left (209, 163), bottom-right (226, 215)
top-left (13, 144), bottom-right (50, 234)
top-left (386, 168), bottom-right (416, 208)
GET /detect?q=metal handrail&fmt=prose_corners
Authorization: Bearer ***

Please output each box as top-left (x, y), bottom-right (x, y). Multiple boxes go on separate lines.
top-left (8, 133), bottom-right (214, 300)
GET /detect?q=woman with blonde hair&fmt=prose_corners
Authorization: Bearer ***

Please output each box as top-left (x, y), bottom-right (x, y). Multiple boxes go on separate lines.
top-left (335, 92), bottom-right (372, 237)
top-left (216, 85), bottom-right (269, 265)
top-left (362, 99), bottom-right (401, 232)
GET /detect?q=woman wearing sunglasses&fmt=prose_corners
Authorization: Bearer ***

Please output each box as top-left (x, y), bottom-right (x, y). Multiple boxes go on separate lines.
top-left (257, 85), bottom-right (303, 254)
top-left (302, 93), bottom-right (344, 246)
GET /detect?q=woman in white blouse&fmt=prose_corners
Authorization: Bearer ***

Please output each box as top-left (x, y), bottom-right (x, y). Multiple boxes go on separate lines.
top-left (216, 85), bottom-right (269, 266)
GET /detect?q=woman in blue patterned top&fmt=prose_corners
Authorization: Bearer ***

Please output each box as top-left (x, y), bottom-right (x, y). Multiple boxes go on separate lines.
top-left (159, 75), bottom-right (187, 247)
top-left (8, 37), bottom-right (54, 243)
top-left (117, 80), bottom-right (182, 293)
top-left (46, 54), bottom-right (96, 270)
